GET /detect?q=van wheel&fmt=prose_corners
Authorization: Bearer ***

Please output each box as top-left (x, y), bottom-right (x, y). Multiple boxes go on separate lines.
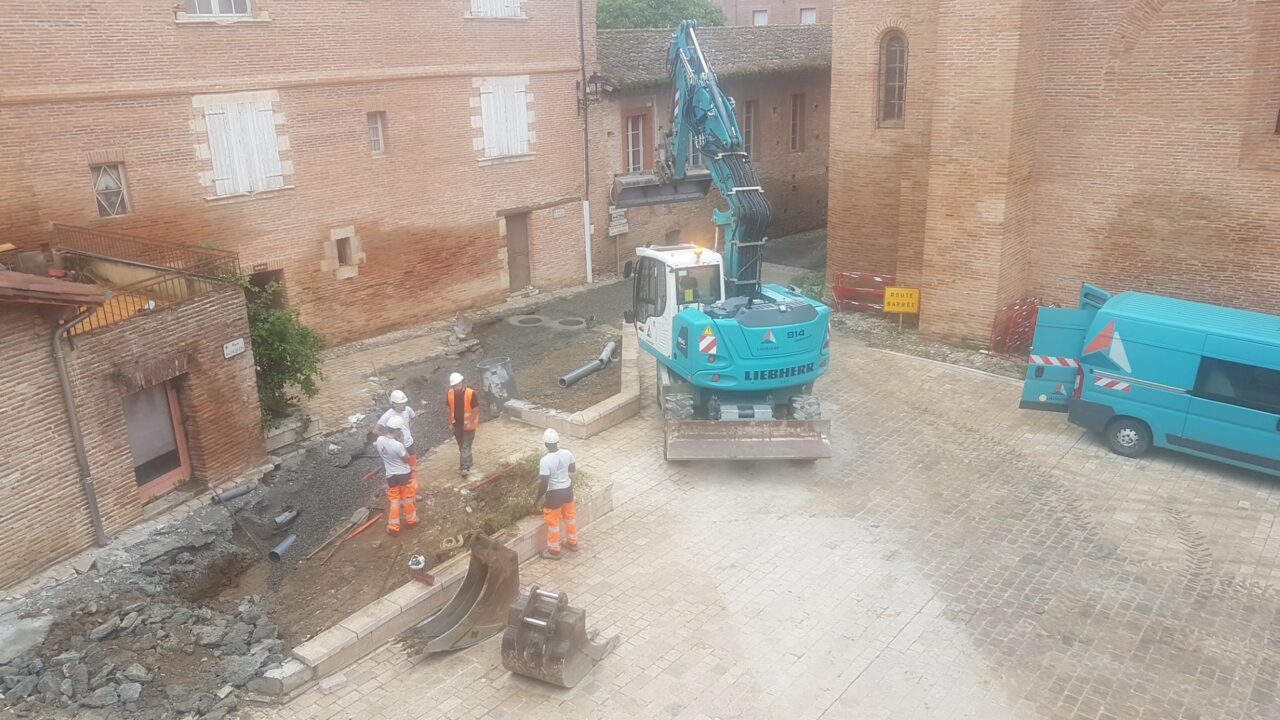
top-left (1105, 417), bottom-right (1152, 458)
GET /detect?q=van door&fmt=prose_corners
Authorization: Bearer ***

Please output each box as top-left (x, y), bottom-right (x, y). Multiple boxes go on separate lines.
top-left (1177, 350), bottom-right (1280, 474)
top-left (1020, 307), bottom-right (1091, 412)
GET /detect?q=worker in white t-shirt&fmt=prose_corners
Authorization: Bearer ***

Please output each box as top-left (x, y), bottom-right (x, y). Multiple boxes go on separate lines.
top-left (376, 416), bottom-right (418, 534)
top-left (535, 428), bottom-right (578, 560)
top-left (376, 390), bottom-right (419, 499)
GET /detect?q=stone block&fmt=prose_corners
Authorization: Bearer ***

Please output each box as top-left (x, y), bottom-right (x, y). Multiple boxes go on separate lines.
top-left (291, 625), bottom-right (356, 670)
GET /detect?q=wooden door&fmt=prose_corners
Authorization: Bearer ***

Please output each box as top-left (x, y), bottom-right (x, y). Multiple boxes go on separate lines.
top-left (506, 212), bottom-right (531, 292)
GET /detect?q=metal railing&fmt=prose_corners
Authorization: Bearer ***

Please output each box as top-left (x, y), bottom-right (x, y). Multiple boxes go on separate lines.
top-left (70, 270), bottom-right (226, 337)
top-left (52, 223), bottom-right (239, 277)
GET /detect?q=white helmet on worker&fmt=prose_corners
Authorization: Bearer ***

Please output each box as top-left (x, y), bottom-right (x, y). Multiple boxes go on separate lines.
top-left (385, 415), bottom-right (406, 431)
top-left (449, 372), bottom-right (464, 387)
top-left (543, 428), bottom-right (560, 446)
top-left (389, 389), bottom-right (408, 405)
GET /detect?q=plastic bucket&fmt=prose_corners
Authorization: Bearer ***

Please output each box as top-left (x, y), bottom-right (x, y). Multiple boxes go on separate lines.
top-left (477, 357), bottom-right (517, 420)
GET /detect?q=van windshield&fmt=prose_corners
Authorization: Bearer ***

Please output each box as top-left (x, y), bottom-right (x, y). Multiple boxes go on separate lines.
top-left (675, 265), bottom-right (721, 305)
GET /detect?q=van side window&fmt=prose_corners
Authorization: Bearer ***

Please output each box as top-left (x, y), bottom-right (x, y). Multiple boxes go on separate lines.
top-left (1193, 358), bottom-right (1280, 415)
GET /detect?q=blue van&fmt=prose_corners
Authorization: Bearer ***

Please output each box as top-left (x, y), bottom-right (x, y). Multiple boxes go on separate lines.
top-left (1021, 284), bottom-right (1280, 477)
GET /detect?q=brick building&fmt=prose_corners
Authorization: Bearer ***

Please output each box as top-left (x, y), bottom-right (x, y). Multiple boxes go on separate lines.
top-left (0, 0), bottom-right (599, 346)
top-left (828, 0), bottom-right (1280, 345)
top-left (591, 24), bottom-right (831, 272)
top-left (0, 237), bottom-right (264, 588)
top-left (710, 0), bottom-right (831, 26)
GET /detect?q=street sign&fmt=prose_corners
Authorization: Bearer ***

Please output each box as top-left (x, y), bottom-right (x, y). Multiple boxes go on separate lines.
top-left (223, 338), bottom-right (246, 359)
top-left (607, 206), bottom-right (628, 237)
top-left (883, 287), bottom-right (920, 314)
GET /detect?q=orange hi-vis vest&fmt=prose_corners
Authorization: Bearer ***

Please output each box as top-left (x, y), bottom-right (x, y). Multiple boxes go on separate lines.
top-left (448, 386), bottom-right (480, 432)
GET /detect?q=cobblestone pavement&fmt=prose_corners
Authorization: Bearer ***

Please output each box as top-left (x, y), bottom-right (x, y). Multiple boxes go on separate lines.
top-left (257, 335), bottom-right (1280, 720)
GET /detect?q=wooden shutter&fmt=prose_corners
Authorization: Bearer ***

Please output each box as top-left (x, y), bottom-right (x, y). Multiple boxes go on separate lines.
top-left (480, 86), bottom-right (498, 157)
top-left (249, 100), bottom-right (284, 191)
top-left (204, 104), bottom-right (246, 196)
top-left (512, 84), bottom-right (529, 155)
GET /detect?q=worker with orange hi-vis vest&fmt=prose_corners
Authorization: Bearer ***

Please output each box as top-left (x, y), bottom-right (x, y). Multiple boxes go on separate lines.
top-left (445, 372), bottom-right (480, 476)
top-left (376, 415), bottom-right (418, 534)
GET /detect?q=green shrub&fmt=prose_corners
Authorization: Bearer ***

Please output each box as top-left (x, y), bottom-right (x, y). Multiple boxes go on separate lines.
top-left (233, 277), bottom-right (324, 426)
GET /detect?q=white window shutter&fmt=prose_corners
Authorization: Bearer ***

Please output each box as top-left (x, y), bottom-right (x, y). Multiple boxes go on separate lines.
top-left (480, 87), bottom-right (498, 157)
top-left (513, 85), bottom-right (529, 154)
top-left (251, 100), bottom-right (284, 190)
top-left (205, 105), bottom-right (244, 196)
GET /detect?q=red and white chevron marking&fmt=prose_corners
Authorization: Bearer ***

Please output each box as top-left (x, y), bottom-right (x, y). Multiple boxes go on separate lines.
top-left (1094, 377), bottom-right (1132, 392)
top-left (1028, 354), bottom-right (1080, 368)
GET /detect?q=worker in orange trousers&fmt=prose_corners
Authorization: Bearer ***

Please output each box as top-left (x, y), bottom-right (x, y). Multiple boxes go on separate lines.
top-left (535, 428), bottom-right (579, 560)
top-left (376, 416), bottom-right (418, 534)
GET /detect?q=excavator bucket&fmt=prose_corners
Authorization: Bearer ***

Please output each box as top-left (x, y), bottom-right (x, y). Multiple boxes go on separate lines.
top-left (501, 586), bottom-right (619, 688)
top-left (664, 419), bottom-right (832, 461)
top-left (398, 534), bottom-right (519, 658)
top-left (612, 170), bottom-right (713, 209)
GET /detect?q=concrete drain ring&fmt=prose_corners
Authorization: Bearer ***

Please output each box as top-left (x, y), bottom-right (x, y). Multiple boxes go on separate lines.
top-left (506, 314), bottom-right (548, 328)
top-left (551, 318), bottom-right (588, 331)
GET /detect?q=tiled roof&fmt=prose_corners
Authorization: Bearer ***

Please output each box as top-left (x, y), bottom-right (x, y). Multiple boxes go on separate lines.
top-left (0, 271), bottom-right (109, 307)
top-left (598, 24), bottom-right (831, 89)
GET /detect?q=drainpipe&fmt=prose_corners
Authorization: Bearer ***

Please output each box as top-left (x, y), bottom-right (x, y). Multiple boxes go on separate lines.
top-left (578, 0), bottom-right (594, 283)
top-left (52, 304), bottom-right (111, 547)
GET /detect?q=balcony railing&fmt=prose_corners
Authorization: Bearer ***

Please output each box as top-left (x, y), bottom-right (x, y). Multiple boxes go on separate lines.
top-left (52, 223), bottom-right (239, 278)
top-left (70, 270), bottom-right (226, 337)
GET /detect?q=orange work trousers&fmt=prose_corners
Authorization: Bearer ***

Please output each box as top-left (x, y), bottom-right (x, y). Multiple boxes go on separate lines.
top-left (543, 501), bottom-right (578, 553)
top-left (387, 477), bottom-right (418, 533)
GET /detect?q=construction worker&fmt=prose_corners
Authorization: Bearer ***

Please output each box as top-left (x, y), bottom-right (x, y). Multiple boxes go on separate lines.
top-left (445, 372), bottom-right (479, 476)
top-left (377, 390), bottom-right (418, 499)
top-left (376, 416), bottom-right (418, 534)
top-left (535, 428), bottom-right (578, 560)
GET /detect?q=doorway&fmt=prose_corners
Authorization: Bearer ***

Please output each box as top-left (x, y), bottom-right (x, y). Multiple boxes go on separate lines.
top-left (122, 379), bottom-right (191, 502)
top-left (506, 212), bottom-right (531, 292)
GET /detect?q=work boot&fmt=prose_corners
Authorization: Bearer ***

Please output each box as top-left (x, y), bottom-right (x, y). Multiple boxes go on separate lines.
top-left (540, 549), bottom-right (561, 560)
top-left (565, 542), bottom-right (580, 553)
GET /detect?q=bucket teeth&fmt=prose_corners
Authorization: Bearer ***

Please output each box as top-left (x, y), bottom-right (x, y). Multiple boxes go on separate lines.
top-left (664, 419), bottom-right (832, 460)
top-left (397, 534), bottom-right (519, 658)
top-left (501, 586), bottom-right (619, 688)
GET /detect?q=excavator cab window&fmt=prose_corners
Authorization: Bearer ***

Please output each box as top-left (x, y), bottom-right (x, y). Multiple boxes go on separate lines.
top-left (675, 266), bottom-right (721, 306)
top-left (633, 257), bottom-right (669, 323)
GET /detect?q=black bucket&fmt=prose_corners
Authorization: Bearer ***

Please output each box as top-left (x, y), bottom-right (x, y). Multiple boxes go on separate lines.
top-left (477, 357), bottom-right (517, 420)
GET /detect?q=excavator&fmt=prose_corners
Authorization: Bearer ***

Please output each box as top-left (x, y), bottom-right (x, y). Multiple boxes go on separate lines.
top-left (616, 20), bottom-right (832, 461)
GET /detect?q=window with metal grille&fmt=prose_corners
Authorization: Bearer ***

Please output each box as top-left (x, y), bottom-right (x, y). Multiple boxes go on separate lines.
top-left (204, 99), bottom-right (284, 196)
top-left (753, 10), bottom-right (768, 26)
top-left (186, 0), bottom-right (250, 15)
top-left (800, 8), bottom-right (818, 24)
top-left (742, 100), bottom-right (757, 157)
top-left (479, 78), bottom-right (530, 158)
top-left (790, 94), bottom-right (806, 152)
top-left (368, 112), bottom-right (386, 155)
top-left (471, 0), bottom-right (522, 17)
top-left (91, 164), bottom-right (129, 217)
top-left (626, 114), bottom-right (646, 173)
top-left (880, 32), bottom-right (908, 125)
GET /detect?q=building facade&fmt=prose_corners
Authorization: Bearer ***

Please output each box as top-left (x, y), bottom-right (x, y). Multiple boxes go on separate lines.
top-left (828, 0), bottom-right (1280, 345)
top-left (0, 242), bottom-right (264, 587)
top-left (710, 0), bottom-right (832, 26)
top-left (0, 0), bottom-right (599, 345)
top-left (592, 25), bottom-right (831, 273)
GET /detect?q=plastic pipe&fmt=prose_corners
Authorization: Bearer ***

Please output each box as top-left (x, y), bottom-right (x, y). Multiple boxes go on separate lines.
top-left (559, 360), bottom-right (604, 388)
top-left (273, 508), bottom-right (299, 527)
top-left (212, 484), bottom-right (254, 504)
top-left (268, 534), bottom-right (296, 562)
top-left (596, 340), bottom-right (618, 366)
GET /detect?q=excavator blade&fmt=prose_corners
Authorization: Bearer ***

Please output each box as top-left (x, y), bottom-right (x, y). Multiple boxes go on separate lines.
top-left (664, 419), bottom-right (832, 461)
top-left (501, 586), bottom-right (619, 688)
top-left (397, 534), bottom-right (519, 658)
top-left (612, 171), bottom-right (713, 209)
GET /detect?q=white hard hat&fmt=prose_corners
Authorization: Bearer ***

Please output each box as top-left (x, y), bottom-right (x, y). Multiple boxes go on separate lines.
top-left (543, 428), bottom-right (560, 445)
top-left (389, 390), bottom-right (408, 404)
top-left (449, 372), bottom-right (464, 387)
top-left (385, 415), bottom-right (406, 431)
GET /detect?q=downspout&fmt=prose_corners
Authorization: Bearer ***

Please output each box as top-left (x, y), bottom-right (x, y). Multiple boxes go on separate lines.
top-left (52, 305), bottom-right (110, 547)
top-left (578, 0), bottom-right (594, 283)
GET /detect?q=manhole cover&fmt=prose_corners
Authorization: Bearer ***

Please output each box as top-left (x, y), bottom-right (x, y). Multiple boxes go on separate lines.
top-left (506, 314), bottom-right (547, 327)
top-left (552, 318), bottom-right (587, 330)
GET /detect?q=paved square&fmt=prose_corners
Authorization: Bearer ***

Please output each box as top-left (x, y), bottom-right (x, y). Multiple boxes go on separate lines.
top-left (255, 336), bottom-right (1280, 720)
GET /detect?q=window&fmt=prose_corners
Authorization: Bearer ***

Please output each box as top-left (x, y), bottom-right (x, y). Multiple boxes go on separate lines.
top-left (635, 258), bottom-right (668, 322)
top-left (186, 0), bottom-right (250, 15)
top-left (471, 0), bottom-right (522, 18)
top-left (879, 32), bottom-right (909, 125)
top-left (204, 99), bottom-right (284, 196)
top-left (91, 164), bottom-right (129, 217)
top-left (367, 112), bottom-right (386, 155)
top-left (248, 269), bottom-right (285, 309)
top-left (625, 114), bottom-right (646, 173)
top-left (800, 8), bottom-right (818, 24)
top-left (336, 237), bottom-right (354, 267)
top-left (741, 100), bottom-right (757, 156)
top-left (323, 226), bottom-right (364, 278)
top-left (753, 10), bottom-right (768, 26)
top-left (676, 266), bottom-right (721, 306)
top-left (479, 78), bottom-right (530, 158)
top-left (1193, 358), bottom-right (1280, 415)
top-left (790, 94), bottom-right (806, 152)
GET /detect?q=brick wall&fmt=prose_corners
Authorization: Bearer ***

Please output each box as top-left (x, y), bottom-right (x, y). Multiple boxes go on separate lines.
top-left (0, 287), bottom-right (264, 588)
top-left (589, 69), bottom-right (831, 275)
top-left (0, 0), bottom-right (598, 346)
top-left (828, 0), bottom-right (1280, 344)
top-left (711, 0), bottom-right (833, 25)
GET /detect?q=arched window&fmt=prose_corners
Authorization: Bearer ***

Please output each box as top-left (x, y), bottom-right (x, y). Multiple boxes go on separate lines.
top-left (879, 32), bottom-right (908, 125)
